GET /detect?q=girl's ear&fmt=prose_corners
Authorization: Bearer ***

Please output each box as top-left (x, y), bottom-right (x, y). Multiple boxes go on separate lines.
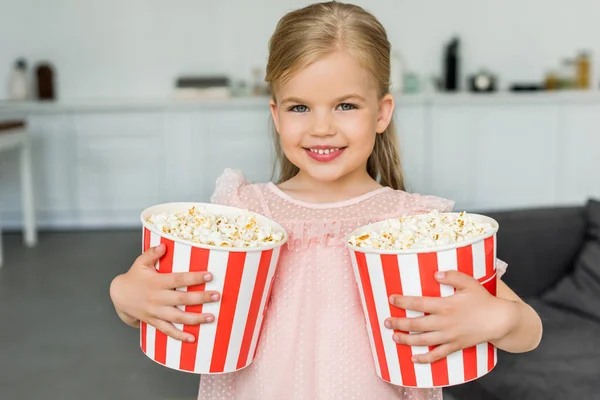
top-left (376, 93), bottom-right (395, 134)
top-left (270, 100), bottom-right (281, 134)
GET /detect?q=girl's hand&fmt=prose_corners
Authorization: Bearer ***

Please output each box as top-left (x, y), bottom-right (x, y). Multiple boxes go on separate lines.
top-left (385, 270), bottom-right (518, 364)
top-left (109, 243), bottom-right (220, 343)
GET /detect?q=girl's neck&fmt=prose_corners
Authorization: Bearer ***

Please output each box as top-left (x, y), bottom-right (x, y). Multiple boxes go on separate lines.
top-left (277, 168), bottom-right (383, 204)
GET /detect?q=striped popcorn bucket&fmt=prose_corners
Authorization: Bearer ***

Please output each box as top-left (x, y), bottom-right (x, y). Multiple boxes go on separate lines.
top-left (140, 203), bottom-right (287, 374)
top-left (345, 213), bottom-right (499, 388)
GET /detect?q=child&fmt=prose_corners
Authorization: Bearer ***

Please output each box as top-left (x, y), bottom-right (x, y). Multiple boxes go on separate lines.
top-left (110, 2), bottom-right (543, 399)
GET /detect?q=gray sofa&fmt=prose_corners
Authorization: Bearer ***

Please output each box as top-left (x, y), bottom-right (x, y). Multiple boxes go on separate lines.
top-left (446, 199), bottom-right (600, 400)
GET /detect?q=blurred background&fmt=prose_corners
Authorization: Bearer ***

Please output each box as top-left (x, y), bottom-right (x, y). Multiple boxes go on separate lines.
top-left (2, 0), bottom-right (600, 99)
top-left (1, 1), bottom-right (599, 399)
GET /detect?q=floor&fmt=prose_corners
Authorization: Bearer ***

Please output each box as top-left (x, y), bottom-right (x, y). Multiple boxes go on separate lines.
top-left (0, 230), bottom-right (199, 400)
top-left (0, 230), bottom-right (458, 400)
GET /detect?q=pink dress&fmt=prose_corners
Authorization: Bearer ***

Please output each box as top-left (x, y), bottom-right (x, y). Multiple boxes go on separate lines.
top-left (198, 169), bottom-right (507, 400)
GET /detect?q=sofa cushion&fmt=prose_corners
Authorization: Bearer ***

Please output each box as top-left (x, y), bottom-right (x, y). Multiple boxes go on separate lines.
top-left (542, 199), bottom-right (600, 321)
top-left (445, 299), bottom-right (600, 400)
top-left (485, 206), bottom-right (586, 297)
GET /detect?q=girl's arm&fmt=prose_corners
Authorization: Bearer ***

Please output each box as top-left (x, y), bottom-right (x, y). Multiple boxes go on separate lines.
top-left (491, 279), bottom-right (543, 353)
top-left (387, 270), bottom-right (543, 364)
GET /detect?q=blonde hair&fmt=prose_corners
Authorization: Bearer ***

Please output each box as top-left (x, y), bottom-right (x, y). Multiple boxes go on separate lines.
top-left (265, 1), bottom-right (405, 191)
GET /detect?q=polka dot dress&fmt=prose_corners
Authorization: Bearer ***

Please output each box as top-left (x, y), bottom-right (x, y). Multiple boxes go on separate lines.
top-left (197, 169), bottom-right (506, 400)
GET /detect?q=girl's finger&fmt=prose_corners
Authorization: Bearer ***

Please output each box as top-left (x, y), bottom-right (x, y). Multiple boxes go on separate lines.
top-left (389, 295), bottom-right (444, 314)
top-left (411, 343), bottom-right (457, 364)
top-left (150, 318), bottom-right (196, 343)
top-left (156, 306), bottom-right (215, 326)
top-left (385, 315), bottom-right (441, 333)
top-left (161, 271), bottom-right (213, 290)
top-left (161, 289), bottom-right (220, 306)
top-left (392, 332), bottom-right (446, 347)
top-left (435, 270), bottom-right (479, 291)
top-left (136, 244), bottom-right (166, 268)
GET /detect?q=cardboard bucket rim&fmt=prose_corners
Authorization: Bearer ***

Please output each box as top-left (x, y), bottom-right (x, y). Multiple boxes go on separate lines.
top-left (140, 202), bottom-right (289, 253)
top-left (344, 212), bottom-right (499, 255)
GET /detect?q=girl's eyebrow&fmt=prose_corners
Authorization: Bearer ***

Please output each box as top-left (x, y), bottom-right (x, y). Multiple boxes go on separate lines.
top-left (334, 93), bottom-right (366, 102)
top-left (280, 96), bottom-right (306, 104)
top-left (280, 93), bottom-right (366, 105)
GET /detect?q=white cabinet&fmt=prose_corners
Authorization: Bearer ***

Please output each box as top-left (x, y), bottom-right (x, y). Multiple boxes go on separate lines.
top-left (0, 114), bottom-right (76, 227)
top-left (161, 112), bottom-right (202, 203)
top-left (429, 105), bottom-right (475, 208)
top-left (72, 113), bottom-right (163, 226)
top-left (559, 104), bottom-right (600, 204)
top-left (199, 109), bottom-right (274, 200)
top-left (30, 115), bottom-right (78, 220)
top-left (2, 94), bottom-right (600, 229)
top-left (470, 104), bottom-right (560, 210)
top-left (395, 104), bottom-right (427, 193)
top-left (429, 104), bottom-right (561, 210)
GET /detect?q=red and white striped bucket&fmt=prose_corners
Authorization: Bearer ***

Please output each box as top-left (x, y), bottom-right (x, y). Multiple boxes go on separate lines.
top-left (345, 213), bottom-right (499, 388)
top-left (140, 203), bottom-right (287, 374)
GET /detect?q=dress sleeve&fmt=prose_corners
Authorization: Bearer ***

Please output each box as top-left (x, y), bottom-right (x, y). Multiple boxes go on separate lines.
top-left (209, 168), bottom-right (248, 208)
top-left (496, 259), bottom-right (508, 279)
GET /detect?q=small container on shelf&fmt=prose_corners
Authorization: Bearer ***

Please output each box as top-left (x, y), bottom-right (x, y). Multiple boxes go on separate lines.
top-left (468, 69), bottom-right (498, 93)
top-left (7, 58), bottom-right (29, 101)
top-left (576, 51), bottom-right (591, 90)
top-left (544, 70), bottom-right (559, 91)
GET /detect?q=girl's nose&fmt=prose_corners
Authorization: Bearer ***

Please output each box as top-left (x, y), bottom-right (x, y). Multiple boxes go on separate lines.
top-left (311, 110), bottom-right (335, 136)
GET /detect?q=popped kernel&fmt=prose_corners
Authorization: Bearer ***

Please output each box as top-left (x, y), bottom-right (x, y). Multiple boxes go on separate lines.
top-left (348, 210), bottom-right (494, 250)
top-left (147, 206), bottom-right (284, 248)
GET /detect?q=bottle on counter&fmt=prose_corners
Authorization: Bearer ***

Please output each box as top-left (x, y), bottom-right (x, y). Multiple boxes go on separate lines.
top-left (576, 51), bottom-right (591, 90)
top-left (7, 58), bottom-right (29, 101)
top-left (35, 62), bottom-right (57, 101)
top-left (443, 37), bottom-right (460, 92)
top-left (544, 70), bottom-right (559, 91)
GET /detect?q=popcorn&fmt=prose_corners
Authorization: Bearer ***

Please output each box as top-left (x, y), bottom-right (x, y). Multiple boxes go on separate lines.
top-left (348, 210), bottom-right (494, 250)
top-left (146, 206), bottom-right (284, 248)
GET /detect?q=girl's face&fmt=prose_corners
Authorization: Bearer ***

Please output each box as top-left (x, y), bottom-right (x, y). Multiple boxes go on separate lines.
top-left (270, 51), bottom-right (394, 184)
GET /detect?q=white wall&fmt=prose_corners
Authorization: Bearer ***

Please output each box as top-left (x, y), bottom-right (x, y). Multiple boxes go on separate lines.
top-left (2, 0), bottom-right (599, 100)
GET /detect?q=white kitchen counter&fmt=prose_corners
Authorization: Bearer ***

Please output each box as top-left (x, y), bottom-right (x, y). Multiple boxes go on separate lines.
top-left (0, 91), bottom-right (599, 230)
top-left (0, 96), bottom-right (271, 114)
top-left (3, 90), bottom-right (600, 114)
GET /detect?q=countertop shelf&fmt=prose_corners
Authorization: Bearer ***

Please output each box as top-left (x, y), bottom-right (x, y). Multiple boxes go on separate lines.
top-left (3, 90), bottom-right (600, 115)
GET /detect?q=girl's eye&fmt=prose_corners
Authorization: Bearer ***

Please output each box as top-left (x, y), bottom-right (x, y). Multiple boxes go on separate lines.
top-left (289, 105), bottom-right (309, 113)
top-left (337, 103), bottom-right (357, 111)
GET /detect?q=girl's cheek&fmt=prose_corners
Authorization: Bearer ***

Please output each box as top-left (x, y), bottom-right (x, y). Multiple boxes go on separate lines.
top-left (281, 118), bottom-right (308, 138)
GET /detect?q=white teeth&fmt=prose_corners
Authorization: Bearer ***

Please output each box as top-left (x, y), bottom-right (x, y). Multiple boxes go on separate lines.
top-left (310, 148), bottom-right (339, 154)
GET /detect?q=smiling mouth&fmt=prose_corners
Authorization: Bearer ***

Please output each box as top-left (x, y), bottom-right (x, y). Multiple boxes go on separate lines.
top-left (303, 146), bottom-right (347, 162)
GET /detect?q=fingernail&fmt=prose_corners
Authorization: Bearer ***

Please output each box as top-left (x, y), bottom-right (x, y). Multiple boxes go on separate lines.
top-left (384, 320), bottom-right (392, 329)
top-left (187, 336), bottom-right (195, 343)
top-left (155, 243), bottom-right (165, 251)
top-left (393, 334), bottom-right (400, 343)
top-left (389, 296), bottom-right (395, 304)
top-left (204, 273), bottom-right (213, 281)
top-left (205, 315), bottom-right (214, 323)
top-left (211, 293), bottom-right (219, 301)
top-left (435, 271), bottom-right (445, 280)
top-left (411, 356), bottom-right (418, 363)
